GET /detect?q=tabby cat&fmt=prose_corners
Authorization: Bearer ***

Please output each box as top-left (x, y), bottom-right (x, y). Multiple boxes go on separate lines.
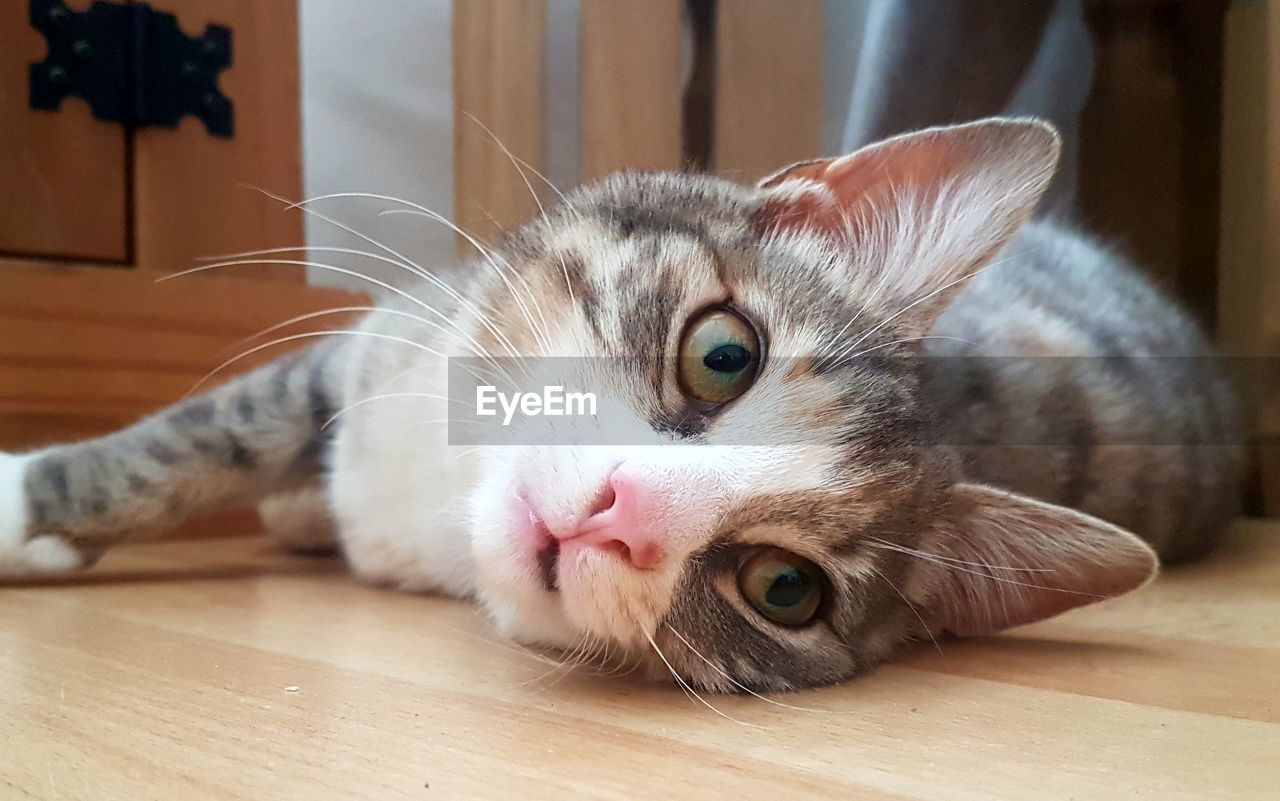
top-left (0, 119), bottom-right (1241, 691)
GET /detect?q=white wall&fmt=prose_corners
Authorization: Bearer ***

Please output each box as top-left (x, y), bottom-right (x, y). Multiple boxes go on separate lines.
top-left (297, 1), bottom-right (865, 294)
top-left (299, 0), bottom-right (456, 292)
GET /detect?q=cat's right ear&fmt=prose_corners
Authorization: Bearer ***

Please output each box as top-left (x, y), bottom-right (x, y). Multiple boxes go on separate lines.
top-left (754, 118), bottom-right (1060, 326)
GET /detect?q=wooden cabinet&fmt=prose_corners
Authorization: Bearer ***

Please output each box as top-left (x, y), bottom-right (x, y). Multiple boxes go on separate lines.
top-left (0, 0), bottom-right (128, 261)
top-left (0, 0), bottom-right (359, 453)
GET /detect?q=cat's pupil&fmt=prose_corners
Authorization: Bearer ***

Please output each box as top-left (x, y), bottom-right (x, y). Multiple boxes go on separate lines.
top-left (704, 344), bottom-right (751, 373)
top-left (765, 568), bottom-right (809, 608)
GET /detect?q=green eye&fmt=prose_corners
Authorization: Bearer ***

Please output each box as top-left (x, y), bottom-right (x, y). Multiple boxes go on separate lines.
top-left (737, 548), bottom-right (824, 626)
top-left (677, 309), bottom-right (761, 405)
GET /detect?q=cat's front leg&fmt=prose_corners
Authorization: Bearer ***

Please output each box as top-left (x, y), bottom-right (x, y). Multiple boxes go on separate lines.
top-left (0, 452), bottom-right (90, 576)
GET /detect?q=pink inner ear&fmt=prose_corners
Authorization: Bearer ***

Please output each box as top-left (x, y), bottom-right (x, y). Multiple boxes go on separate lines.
top-left (755, 131), bottom-right (983, 239)
top-left (924, 484), bottom-right (1159, 638)
top-left (753, 119), bottom-right (1060, 253)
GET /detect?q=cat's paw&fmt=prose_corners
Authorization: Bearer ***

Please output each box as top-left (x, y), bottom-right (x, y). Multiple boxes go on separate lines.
top-left (0, 452), bottom-right (85, 577)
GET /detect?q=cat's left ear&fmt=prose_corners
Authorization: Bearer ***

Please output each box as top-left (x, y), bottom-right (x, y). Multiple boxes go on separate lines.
top-left (920, 483), bottom-right (1158, 638)
top-left (756, 118), bottom-right (1060, 329)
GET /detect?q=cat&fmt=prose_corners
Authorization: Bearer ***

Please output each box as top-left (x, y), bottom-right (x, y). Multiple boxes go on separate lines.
top-left (0, 118), bottom-right (1242, 691)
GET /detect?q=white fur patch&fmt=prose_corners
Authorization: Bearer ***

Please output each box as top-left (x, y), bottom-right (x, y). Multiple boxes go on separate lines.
top-left (0, 535), bottom-right (83, 576)
top-left (0, 452), bottom-right (31, 549)
top-left (0, 452), bottom-right (83, 576)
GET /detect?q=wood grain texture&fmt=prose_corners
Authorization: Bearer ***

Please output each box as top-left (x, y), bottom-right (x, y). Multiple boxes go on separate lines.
top-left (132, 0), bottom-right (303, 277)
top-left (452, 0), bottom-right (548, 247)
top-left (0, 0), bottom-right (128, 261)
top-left (580, 0), bottom-right (684, 180)
top-left (713, 0), bottom-right (824, 181)
top-left (0, 520), bottom-right (1276, 799)
top-left (0, 261), bottom-right (363, 450)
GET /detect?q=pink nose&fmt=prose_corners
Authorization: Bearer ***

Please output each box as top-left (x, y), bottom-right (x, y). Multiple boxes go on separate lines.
top-left (565, 470), bottom-right (665, 569)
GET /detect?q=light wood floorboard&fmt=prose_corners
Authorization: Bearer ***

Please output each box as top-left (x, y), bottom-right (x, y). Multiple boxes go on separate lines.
top-left (3, 521), bottom-right (1277, 799)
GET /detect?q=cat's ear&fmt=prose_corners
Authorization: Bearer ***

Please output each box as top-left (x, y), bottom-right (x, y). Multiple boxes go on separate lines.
top-left (756, 118), bottom-right (1060, 327)
top-left (920, 483), bottom-right (1158, 638)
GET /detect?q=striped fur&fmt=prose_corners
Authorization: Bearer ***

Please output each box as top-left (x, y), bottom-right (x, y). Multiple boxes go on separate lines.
top-left (0, 119), bottom-right (1241, 691)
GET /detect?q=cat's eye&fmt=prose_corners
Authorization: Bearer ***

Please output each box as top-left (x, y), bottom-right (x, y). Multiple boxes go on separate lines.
top-left (737, 547), bottom-right (823, 627)
top-left (677, 308), bottom-right (761, 405)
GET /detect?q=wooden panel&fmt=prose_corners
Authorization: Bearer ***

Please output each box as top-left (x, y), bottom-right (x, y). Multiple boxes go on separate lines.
top-left (1080, 1), bottom-right (1227, 326)
top-left (0, 411), bottom-right (136, 452)
top-left (713, 0), bottom-right (824, 181)
top-left (1220, 0), bottom-right (1279, 353)
top-left (452, 0), bottom-right (547, 246)
top-left (0, 261), bottom-right (364, 448)
top-left (580, 0), bottom-right (684, 180)
top-left (1269, 0), bottom-right (1280, 341)
top-left (1220, 0), bottom-right (1280, 514)
top-left (0, 0), bottom-right (128, 261)
top-left (132, 0), bottom-right (303, 277)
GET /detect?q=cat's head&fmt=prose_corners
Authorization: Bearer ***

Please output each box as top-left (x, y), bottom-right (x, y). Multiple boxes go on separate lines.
top-left (459, 119), bottom-right (1158, 691)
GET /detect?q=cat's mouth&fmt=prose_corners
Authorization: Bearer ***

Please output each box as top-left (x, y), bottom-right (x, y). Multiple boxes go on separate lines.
top-left (535, 539), bottom-right (560, 593)
top-left (512, 492), bottom-right (561, 593)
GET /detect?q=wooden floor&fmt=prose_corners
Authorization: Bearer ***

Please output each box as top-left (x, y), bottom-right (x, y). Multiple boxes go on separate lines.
top-left (2, 522), bottom-right (1277, 800)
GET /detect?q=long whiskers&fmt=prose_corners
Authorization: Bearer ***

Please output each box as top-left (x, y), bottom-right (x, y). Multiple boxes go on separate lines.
top-left (162, 257), bottom-right (511, 381)
top-left (196, 244), bottom-right (512, 367)
top-left (289, 188), bottom-right (550, 355)
top-left (824, 335), bottom-right (976, 369)
top-left (867, 566), bottom-right (943, 657)
top-left (255, 187), bottom-right (527, 365)
top-left (866, 537), bottom-right (1053, 573)
top-left (460, 111), bottom-right (583, 323)
top-left (376, 206), bottom-right (554, 355)
top-left (643, 631), bottom-right (762, 728)
top-left (664, 625), bottom-right (821, 712)
top-left (823, 250), bottom-right (1029, 369)
top-left (216, 304), bottom-right (513, 387)
top-left (865, 540), bottom-right (1097, 596)
top-left (322, 392), bottom-right (475, 430)
top-left (184, 329), bottom-right (446, 397)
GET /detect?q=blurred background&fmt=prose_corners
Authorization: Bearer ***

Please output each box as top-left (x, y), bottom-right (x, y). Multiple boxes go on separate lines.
top-left (1, 0), bottom-right (1276, 520)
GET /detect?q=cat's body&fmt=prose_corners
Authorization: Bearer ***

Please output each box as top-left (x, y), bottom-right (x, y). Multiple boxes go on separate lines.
top-left (0, 120), bottom-right (1241, 691)
top-left (929, 220), bottom-right (1240, 562)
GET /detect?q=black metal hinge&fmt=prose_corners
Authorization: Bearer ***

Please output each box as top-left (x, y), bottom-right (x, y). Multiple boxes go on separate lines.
top-left (29, 0), bottom-right (234, 138)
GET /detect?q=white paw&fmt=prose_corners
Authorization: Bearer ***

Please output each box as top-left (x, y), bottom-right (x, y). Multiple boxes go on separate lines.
top-left (0, 534), bottom-right (85, 577)
top-left (0, 451), bottom-right (84, 577)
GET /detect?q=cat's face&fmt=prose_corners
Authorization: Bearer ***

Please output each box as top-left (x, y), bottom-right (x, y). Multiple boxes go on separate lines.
top-left (461, 120), bottom-right (1157, 691)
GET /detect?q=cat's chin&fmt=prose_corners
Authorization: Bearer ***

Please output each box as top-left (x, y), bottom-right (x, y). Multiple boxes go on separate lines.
top-left (481, 591), bottom-right (578, 650)
top-left (469, 515), bottom-right (577, 648)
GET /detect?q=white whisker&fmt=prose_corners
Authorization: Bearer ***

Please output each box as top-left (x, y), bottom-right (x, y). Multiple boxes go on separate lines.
top-left (865, 541), bottom-right (1096, 596)
top-left (825, 250), bottom-right (1030, 369)
top-left (377, 206), bottom-right (554, 355)
top-left (643, 631), bottom-right (763, 728)
top-left (826, 335), bottom-right (976, 368)
top-left (291, 189), bottom-right (547, 355)
top-left (186, 330), bottom-right (444, 397)
top-left (866, 537), bottom-right (1054, 572)
top-left (664, 625), bottom-right (821, 712)
top-left (323, 392), bottom-right (474, 430)
top-left (161, 257), bottom-right (510, 380)
top-left (217, 305), bottom-right (510, 384)
top-left (254, 187), bottom-right (527, 364)
top-left (868, 566), bottom-right (943, 657)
